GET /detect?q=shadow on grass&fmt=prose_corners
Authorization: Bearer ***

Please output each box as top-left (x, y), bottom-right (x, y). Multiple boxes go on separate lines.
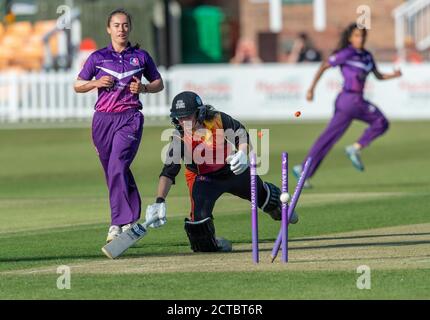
top-left (289, 232), bottom-right (430, 243)
top-left (233, 239), bottom-right (430, 254)
top-left (0, 254), bottom-right (103, 264)
top-left (258, 231), bottom-right (430, 244)
top-left (117, 237), bottom-right (430, 261)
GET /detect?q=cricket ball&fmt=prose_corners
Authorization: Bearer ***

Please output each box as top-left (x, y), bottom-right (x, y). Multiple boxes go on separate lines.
top-left (280, 192), bottom-right (290, 203)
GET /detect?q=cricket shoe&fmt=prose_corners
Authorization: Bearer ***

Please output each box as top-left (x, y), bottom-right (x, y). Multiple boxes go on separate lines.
top-left (292, 165), bottom-right (312, 188)
top-left (121, 224), bottom-right (132, 232)
top-left (216, 237), bottom-right (232, 252)
top-left (345, 145), bottom-right (364, 171)
top-left (106, 225), bottom-right (122, 243)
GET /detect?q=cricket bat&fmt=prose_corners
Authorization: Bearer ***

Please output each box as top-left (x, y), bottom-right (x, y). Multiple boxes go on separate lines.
top-left (101, 216), bottom-right (159, 259)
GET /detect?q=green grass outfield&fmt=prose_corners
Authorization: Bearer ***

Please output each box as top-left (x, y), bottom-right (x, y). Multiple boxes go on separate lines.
top-left (0, 120), bottom-right (429, 299)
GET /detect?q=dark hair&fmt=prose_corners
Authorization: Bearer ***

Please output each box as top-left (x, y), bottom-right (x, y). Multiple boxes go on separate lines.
top-left (298, 32), bottom-right (308, 41)
top-left (107, 8), bottom-right (140, 49)
top-left (200, 104), bottom-right (218, 122)
top-left (334, 23), bottom-right (367, 53)
top-left (298, 32), bottom-right (314, 50)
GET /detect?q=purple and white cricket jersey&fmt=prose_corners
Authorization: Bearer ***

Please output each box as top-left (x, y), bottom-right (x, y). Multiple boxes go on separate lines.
top-left (78, 43), bottom-right (162, 227)
top-left (302, 46), bottom-right (389, 178)
top-left (328, 45), bottom-right (375, 93)
top-left (79, 43), bottom-right (161, 113)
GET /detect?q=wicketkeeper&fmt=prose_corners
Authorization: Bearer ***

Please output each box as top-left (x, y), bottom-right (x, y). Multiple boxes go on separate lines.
top-left (145, 91), bottom-right (298, 252)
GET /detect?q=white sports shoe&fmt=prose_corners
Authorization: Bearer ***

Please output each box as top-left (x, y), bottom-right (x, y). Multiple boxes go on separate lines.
top-left (345, 145), bottom-right (365, 171)
top-left (121, 223), bottom-right (132, 232)
top-left (106, 225), bottom-right (122, 243)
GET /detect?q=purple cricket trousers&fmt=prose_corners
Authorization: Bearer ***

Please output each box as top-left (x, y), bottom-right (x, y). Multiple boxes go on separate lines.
top-left (92, 108), bottom-right (144, 226)
top-left (303, 91), bottom-right (389, 178)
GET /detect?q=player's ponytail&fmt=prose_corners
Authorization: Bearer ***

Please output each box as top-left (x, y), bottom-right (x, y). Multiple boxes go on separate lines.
top-left (334, 22), bottom-right (367, 53)
top-left (196, 105), bottom-right (218, 123)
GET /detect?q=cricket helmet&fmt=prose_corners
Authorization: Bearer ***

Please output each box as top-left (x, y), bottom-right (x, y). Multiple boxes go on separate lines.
top-left (170, 91), bottom-right (204, 119)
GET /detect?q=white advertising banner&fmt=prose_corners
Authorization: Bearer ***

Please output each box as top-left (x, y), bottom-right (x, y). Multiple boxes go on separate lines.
top-left (168, 63), bottom-right (430, 120)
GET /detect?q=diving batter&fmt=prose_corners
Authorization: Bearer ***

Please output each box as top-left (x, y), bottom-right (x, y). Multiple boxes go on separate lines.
top-left (145, 91), bottom-right (298, 252)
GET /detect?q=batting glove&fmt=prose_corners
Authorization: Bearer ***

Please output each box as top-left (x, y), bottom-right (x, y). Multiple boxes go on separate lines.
top-left (226, 150), bottom-right (249, 175)
top-left (145, 201), bottom-right (167, 228)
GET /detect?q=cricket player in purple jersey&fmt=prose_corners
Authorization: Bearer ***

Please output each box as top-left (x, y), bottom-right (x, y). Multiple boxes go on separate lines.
top-left (293, 23), bottom-right (402, 188)
top-left (74, 9), bottom-right (164, 242)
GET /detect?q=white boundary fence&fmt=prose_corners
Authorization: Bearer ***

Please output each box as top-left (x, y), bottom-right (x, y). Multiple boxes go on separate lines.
top-left (1, 63), bottom-right (430, 123)
top-left (0, 70), bottom-right (169, 123)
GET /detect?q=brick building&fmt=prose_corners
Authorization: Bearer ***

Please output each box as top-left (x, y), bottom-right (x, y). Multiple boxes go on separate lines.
top-left (239, 0), bottom-right (404, 62)
top-left (179, 0), bottom-right (406, 62)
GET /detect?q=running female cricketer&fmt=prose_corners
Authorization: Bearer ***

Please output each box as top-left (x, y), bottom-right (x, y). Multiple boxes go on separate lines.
top-left (293, 23), bottom-right (402, 188)
top-left (145, 91), bottom-right (297, 252)
top-left (74, 9), bottom-right (164, 242)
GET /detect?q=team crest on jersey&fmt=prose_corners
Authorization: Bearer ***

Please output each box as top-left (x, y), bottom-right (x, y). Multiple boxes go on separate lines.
top-left (130, 57), bottom-right (139, 66)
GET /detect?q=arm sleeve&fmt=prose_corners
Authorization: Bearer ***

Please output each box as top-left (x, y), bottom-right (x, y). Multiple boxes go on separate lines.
top-left (159, 135), bottom-right (183, 184)
top-left (220, 112), bottom-right (249, 150)
top-left (78, 53), bottom-right (97, 80)
top-left (369, 52), bottom-right (377, 72)
top-left (143, 51), bottom-right (162, 82)
top-left (328, 47), bottom-right (354, 67)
